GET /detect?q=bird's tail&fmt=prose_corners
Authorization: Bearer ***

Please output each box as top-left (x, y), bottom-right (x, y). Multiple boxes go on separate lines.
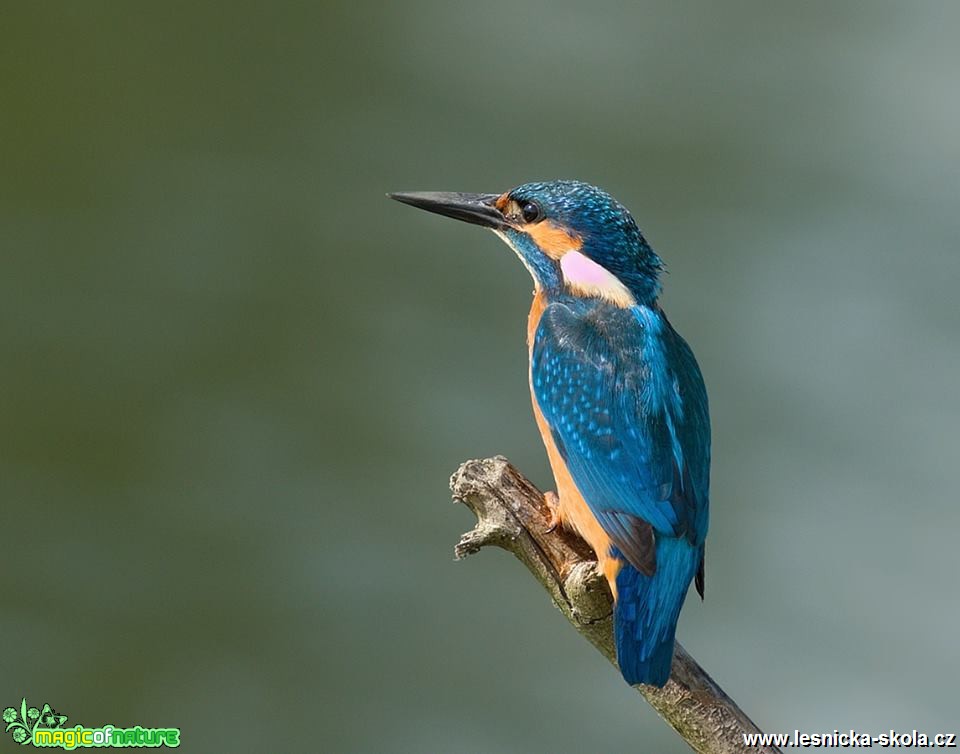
top-left (614, 536), bottom-right (701, 687)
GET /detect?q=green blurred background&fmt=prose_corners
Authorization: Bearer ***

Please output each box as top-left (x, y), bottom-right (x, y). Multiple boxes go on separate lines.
top-left (2, 2), bottom-right (958, 751)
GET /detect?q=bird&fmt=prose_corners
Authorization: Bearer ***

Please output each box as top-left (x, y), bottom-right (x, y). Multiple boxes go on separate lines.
top-left (389, 181), bottom-right (709, 687)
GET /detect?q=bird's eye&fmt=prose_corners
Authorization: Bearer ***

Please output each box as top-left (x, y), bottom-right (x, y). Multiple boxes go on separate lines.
top-left (520, 201), bottom-right (543, 223)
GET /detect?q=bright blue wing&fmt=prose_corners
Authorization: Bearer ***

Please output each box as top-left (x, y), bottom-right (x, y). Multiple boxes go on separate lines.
top-left (531, 297), bottom-right (710, 575)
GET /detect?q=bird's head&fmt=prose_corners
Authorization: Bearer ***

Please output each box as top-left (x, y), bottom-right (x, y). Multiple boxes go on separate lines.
top-left (390, 180), bottom-right (663, 306)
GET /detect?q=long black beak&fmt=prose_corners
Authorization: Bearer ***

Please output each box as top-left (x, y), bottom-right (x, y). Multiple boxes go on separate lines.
top-left (388, 191), bottom-right (506, 229)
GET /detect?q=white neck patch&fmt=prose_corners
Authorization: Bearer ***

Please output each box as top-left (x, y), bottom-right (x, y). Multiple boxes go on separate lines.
top-left (560, 251), bottom-right (636, 308)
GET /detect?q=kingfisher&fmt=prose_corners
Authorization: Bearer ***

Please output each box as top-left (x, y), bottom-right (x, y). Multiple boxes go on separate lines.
top-left (390, 181), bottom-right (709, 687)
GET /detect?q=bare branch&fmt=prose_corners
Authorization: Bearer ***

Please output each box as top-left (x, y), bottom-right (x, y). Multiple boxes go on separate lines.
top-left (451, 456), bottom-right (780, 754)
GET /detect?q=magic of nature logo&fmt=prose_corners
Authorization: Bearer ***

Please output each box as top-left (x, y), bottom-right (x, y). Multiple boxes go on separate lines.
top-left (3, 699), bottom-right (180, 749)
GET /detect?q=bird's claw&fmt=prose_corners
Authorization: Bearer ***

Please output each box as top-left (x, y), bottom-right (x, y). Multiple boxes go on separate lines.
top-left (544, 491), bottom-right (562, 533)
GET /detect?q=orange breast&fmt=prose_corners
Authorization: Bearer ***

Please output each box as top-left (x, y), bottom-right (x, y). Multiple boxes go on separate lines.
top-left (527, 291), bottom-right (621, 596)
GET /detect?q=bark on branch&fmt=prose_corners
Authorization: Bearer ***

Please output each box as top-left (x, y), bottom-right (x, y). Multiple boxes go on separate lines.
top-left (451, 456), bottom-right (780, 754)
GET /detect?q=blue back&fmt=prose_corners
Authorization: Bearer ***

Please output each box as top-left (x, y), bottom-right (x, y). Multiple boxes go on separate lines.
top-left (531, 294), bottom-right (710, 685)
top-left (532, 296), bottom-right (710, 552)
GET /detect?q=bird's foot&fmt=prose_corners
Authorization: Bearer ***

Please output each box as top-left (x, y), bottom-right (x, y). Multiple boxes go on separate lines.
top-left (544, 491), bottom-right (562, 533)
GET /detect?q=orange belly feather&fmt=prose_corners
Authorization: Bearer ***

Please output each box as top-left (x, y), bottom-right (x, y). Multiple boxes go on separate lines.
top-left (527, 291), bottom-right (622, 597)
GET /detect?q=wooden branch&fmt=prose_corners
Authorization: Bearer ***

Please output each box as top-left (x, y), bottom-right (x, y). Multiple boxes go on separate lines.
top-left (451, 456), bottom-right (780, 754)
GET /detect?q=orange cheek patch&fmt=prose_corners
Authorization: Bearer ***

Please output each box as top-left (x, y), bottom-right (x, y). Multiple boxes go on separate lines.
top-left (522, 221), bottom-right (582, 259)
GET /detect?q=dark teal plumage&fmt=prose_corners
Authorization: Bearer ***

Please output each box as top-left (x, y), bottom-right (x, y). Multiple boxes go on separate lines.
top-left (485, 180), bottom-right (713, 688)
top-left (531, 294), bottom-right (709, 685)
top-left (389, 179), bottom-right (711, 687)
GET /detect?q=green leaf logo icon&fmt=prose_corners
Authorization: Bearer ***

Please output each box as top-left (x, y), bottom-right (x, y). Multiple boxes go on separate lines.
top-left (3, 698), bottom-right (69, 745)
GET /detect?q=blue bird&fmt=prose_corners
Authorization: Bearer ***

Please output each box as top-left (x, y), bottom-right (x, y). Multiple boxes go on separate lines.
top-left (390, 181), bottom-right (709, 687)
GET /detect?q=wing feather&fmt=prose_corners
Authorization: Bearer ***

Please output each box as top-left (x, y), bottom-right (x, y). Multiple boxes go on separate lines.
top-left (531, 298), bottom-right (709, 574)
